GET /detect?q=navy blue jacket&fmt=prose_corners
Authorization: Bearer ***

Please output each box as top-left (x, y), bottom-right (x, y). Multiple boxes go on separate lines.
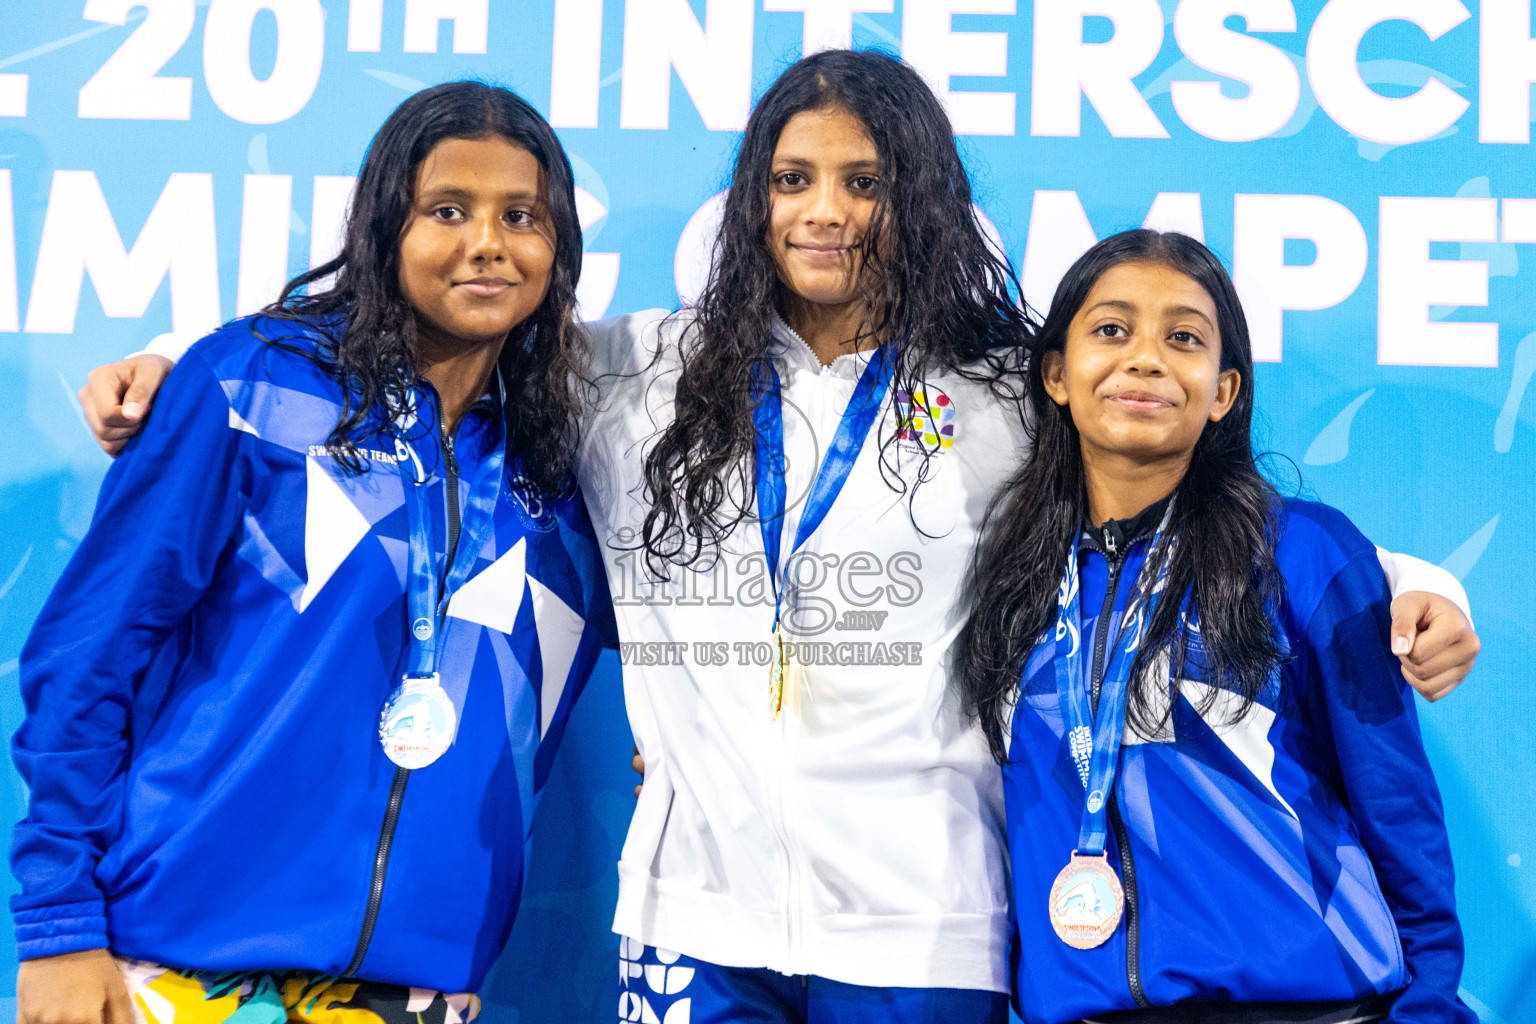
top-left (11, 316), bottom-right (613, 992)
top-left (1006, 499), bottom-right (1472, 1024)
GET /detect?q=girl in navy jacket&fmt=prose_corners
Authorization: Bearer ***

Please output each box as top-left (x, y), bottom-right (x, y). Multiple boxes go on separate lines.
top-left (955, 230), bottom-right (1473, 1024)
top-left (11, 83), bottom-right (611, 1024)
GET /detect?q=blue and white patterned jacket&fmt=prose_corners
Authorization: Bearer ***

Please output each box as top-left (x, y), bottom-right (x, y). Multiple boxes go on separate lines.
top-left (1006, 498), bottom-right (1473, 1024)
top-left (11, 314), bottom-right (613, 993)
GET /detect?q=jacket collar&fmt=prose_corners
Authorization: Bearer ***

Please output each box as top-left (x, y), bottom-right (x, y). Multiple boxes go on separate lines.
top-left (1080, 493), bottom-right (1173, 558)
top-left (770, 313), bottom-right (885, 380)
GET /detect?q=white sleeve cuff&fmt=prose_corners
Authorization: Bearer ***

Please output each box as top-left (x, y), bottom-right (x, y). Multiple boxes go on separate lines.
top-left (1375, 546), bottom-right (1473, 627)
top-left (128, 332), bottom-right (197, 363)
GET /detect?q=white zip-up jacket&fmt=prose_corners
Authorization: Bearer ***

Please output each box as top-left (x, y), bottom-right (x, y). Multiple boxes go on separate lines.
top-left (146, 312), bottom-right (1469, 993)
top-left (581, 310), bottom-right (1026, 991)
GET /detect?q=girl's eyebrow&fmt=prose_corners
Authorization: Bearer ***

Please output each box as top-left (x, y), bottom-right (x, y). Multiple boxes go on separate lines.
top-left (1082, 298), bottom-right (1215, 329)
top-left (772, 155), bottom-right (881, 172)
top-left (418, 185), bottom-right (543, 203)
top-left (1083, 299), bottom-right (1134, 316)
top-left (1165, 304), bottom-right (1215, 328)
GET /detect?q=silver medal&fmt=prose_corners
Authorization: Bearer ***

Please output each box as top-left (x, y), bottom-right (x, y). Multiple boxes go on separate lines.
top-left (378, 674), bottom-right (457, 769)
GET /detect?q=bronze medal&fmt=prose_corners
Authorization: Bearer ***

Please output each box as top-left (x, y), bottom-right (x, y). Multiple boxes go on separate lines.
top-left (1048, 852), bottom-right (1124, 949)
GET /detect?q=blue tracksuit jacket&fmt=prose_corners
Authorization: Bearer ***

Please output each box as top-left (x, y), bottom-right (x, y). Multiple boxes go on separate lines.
top-left (10, 314), bottom-right (613, 993)
top-left (1006, 498), bottom-right (1472, 1024)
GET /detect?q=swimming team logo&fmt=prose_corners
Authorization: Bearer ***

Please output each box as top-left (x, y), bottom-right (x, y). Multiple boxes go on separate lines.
top-left (894, 386), bottom-right (957, 452)
top-left (509, 472), bottom-right (559, 532)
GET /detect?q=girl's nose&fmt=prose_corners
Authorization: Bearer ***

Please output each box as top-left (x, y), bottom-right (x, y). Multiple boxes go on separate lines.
top-left (804, 182), bottom-right (846, 227)
top-left (1124, 333), bottom-right (1166, 373)
top-left (467, 216), bottom-right (507, 262)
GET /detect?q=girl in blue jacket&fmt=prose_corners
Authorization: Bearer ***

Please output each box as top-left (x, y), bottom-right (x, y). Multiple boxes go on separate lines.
top-left (11, 83), bottom-right (612, 1024)
top-left (954, 230), bottom-right (1473, 1024)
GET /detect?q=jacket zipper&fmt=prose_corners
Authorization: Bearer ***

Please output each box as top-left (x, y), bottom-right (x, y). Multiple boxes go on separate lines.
top-left (775, 389), bottom-right (819, 975)
top-left (345, 765), bottom-right (409, 976)
top-left (1089, 525), bottom-right (1122, 713)
top-left (1088, 524), bottom-right (1151, 1009)
top-left (769, 362), bottom-right (839, 975)
top-left (345, 392), bottom-right (464, 978)
top-left (1107, 797), bottom-right (1146, 1005)
top-left (781, 721), bottom-right (803, 970)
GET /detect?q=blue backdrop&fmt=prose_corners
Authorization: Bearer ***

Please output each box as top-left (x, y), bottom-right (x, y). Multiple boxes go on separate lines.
top-left (1, 2), bottom-right (1533, 1021)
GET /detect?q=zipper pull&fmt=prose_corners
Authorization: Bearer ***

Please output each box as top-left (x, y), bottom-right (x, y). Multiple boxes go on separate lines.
top-left (443, 433), bottom-right (459, 476)
top-left (1103, 525), bottom-right (1118, 557)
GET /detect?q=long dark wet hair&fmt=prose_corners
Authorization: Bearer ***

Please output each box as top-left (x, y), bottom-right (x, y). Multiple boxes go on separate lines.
top-left (258, 81), bottom-right (587, 495)
top-left (639, 49), bottom-right (1032, 574)
top-left (954, 230), bottom-right (1288, 763)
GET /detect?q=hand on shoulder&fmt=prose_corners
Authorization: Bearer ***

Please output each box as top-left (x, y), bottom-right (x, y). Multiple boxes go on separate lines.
top-left (1390, 592), bottom-right (1479, 701)
top-left (79, 355), bottom-right (174, 456)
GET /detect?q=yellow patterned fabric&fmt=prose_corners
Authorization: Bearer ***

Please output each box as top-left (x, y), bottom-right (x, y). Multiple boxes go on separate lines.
top-left (115, 958), bottom-right (481, 1024)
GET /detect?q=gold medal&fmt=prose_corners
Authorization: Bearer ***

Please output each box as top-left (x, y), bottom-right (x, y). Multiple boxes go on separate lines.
top-left (1047, 852), bottom-right (1124, 949)
top-left (768, 626), bottom-right (786, 719)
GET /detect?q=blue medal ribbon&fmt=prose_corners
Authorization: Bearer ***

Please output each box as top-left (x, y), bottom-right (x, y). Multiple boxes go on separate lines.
top-left (1048, 504), bottom-right (1176, 856)
top-left (394, 388), bottom-right (506, 683)
top-left (751, 342), bottom-right (895, 632)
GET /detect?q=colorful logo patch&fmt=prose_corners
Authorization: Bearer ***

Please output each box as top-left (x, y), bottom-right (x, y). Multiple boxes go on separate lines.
top-left (895, 387), bottom-right (957, 449)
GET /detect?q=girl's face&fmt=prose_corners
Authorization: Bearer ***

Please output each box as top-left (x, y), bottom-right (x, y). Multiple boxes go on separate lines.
top-left (766, 106), bottom-right (882, 313)
top-left (1043, 261), bottom-right (1240, 466)
top-left (397, 135), bottom-right (556, 353)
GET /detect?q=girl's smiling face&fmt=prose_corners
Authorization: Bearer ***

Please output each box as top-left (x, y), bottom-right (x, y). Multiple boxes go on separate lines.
top-left (766, 106), bottom-right (883, 314)
top-left (397, 134), bottom-right (556, 353)
top-left (1043, 260), bottom-right (1240, 467)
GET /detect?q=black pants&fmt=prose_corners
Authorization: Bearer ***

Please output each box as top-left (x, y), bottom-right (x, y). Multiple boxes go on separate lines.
top-left (1081, 994), bottom-right (1394, 1024)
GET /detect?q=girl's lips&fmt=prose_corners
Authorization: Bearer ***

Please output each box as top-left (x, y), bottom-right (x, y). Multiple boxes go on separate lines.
top-left (1107, 391), bottom-right (1173, 411)
top-left (790, 243), bottom-right (850, 261)
top-left (456, 278), bottom-right (513, 297)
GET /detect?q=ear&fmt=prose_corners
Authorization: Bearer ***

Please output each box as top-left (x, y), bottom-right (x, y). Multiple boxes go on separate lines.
top-left (1041, 349), bottom-right (1070, 407)
top-left (1208, 368), bottom-right (1241, 422)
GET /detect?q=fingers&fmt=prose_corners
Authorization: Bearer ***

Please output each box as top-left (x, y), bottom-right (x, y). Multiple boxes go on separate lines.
top-left (120, 357), bottom-right (172, 422)
top-left (92, 427), bottom-right (139, 458)
top-left (1405, 636), bottom-right (1478, 680)
top-left (1400, 639), bottom-right (1478, 701)
top-left (1398, 601), bottom-right (1457, 663)
top-left (102, 968), bottom-right (135, 1024)
top-left (78, 365), bottom-right (132, 456)
top-left (1402, 600), bottom-right (1476, 667)
top-left (1390, 593), bottom-right (1479, 701)
top-left (77, 356), bottom-right (172, 456)
top-left (1402, 664), bottom-right (1463, 703)
top-left (1400, 634), bottom-right (1478, 701)
top-left (631, 745), bottom-right (645, 778)
top-left (1388, 593), bottom-right (1423, 657)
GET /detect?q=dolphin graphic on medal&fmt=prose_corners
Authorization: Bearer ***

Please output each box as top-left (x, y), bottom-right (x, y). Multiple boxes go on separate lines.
top-left (379, 673), bottom-right (458, 769)
top-left (1048, 851), bottom-right (1124, 949)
